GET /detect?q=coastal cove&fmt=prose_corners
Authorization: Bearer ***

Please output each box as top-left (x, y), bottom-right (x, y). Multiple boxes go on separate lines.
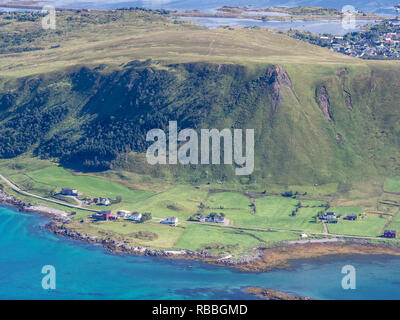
top-left (1, 206), bottom-right (400, 300)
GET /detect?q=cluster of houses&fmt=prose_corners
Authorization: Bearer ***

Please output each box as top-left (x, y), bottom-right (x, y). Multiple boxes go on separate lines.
top-left (90, 210), bottom-right (179, 226)
top-left (340, 19), bottom-right (400, 59)
top-left (60, 188), bottom-right (111, 206)
top-left (190, 212), bottom-right (227, 224)
top-left (319, 212), bottom-right (359, 223)
top-left (319, 212), bottom-right (338, 223)
top-left (200, 214), bottom-right (226, 224)
top-left (291, 19), bottom-right (400, 60)
top-left (91, 210), bottom-right (142, 222)
top-left (86, 197), bottom-right (111, 206)
top-left (323, 30), bottom-right (400, 59)
top-left (61, 188), bottom-right (111, 206)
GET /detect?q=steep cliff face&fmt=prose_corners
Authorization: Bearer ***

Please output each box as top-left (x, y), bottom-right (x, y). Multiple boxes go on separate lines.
top-left (316, 85), bottom-right (333, 121)
top-left (265, 65), bottom-right (294, 116)
top-left (0, 62), bottom-right (398, 184)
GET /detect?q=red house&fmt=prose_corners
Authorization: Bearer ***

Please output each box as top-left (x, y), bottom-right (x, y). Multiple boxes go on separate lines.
top-left (91, 210), bottom-right (112, 221)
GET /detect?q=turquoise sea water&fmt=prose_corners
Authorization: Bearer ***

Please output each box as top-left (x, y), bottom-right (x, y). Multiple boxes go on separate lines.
top-left (1, 206), bottom-right (400, 300)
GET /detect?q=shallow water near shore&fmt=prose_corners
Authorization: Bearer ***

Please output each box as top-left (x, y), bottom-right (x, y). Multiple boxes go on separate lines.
top-left (179, 17), bottom-right (374, 35)
top-left (1, 206), bottom-right (400, 300)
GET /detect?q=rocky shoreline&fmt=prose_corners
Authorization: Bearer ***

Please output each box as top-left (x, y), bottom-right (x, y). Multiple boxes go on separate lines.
top-left (45, 220), bottom-right (271, 267)
top-left (0, 188), bottom-right (31, 212)
top-left (45, 221), bottom-right (214, 260)
top-left (0, 188), bottom-right (70, 223)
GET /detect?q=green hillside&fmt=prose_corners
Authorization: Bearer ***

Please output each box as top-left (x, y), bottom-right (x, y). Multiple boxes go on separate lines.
top-left (0, 9), bottom-right (399, 186)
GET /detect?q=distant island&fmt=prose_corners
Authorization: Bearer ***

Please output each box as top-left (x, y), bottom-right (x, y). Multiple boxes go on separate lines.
top-left (174, 5), bottom-right (380, 22)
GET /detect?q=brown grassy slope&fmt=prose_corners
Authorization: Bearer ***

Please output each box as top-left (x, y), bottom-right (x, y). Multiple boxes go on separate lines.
top-left (0, 9), bottom-right (363, 78)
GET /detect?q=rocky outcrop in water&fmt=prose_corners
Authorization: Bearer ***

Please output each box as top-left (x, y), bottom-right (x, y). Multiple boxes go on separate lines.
top-left (245, 287), bottom-right (314, 300)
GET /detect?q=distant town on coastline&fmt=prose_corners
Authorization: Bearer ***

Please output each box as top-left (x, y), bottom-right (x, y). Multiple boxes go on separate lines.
top-left (287, 18), bottom-right (400, 59)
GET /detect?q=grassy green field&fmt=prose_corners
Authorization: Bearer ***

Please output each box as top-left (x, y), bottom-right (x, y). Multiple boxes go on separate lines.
top-left (129, 185), bottom-right (207, 220)
top-left (327, 214), bottom-right (387, 237)
top-left (68, 218), bottom-right (305, 256)
top-left (204, 196), bottom-right (324, 233)
top-left (254, 196), bottom-right (323, 232)
top-left (330, 206), bottom-right (362, 216)
top-left (72, 220), bottom-right (185, 249)
top-left (206, 191), bottom-right (252, 209)
top-left (0, 156), bottom-right (396, 242)
top-left (388, 212), bottom-right (400, 233)
top-left (326, 206), bottom-right (387, 237)
top-left (384, 177), bottom-right (400, 192)
top-left (27, 166), bottom-right (153, 202)
top-left (175, 224), bottom-right (300, 256)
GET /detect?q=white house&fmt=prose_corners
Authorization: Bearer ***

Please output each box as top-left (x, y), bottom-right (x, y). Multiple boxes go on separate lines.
top-left (99, 197), bottom-right (111, 206)
top-left (300, 233), bottom-right (308, 239)
top-left (161, 217), bottom-right (179, 226)
top-left (206, 215), bottom-right (226, 224)
top-left (128, 212), bottom-right (142, 222)
top-left (117, 210), bottom-right (131, 219)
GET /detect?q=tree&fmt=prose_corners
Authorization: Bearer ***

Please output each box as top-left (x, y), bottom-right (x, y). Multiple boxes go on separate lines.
top-left (140, 212), bottom-right (152, 223)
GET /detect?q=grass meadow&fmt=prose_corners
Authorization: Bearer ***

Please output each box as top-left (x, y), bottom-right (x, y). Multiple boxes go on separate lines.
top-left (384, 177), bottom-right (400, 192)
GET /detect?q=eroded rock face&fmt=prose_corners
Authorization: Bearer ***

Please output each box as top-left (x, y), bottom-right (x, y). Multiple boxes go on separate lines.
top-left (316, 85), bottom-right (333, 121)
top-left (336, 133), bottom-right (344, 147)
top-left (265, 65), bottom-right (294, 115)
top-left (343, 90), bottom-right (353, 109)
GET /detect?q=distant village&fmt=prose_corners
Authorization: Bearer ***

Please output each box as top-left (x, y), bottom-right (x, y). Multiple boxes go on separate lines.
top-left (288, 18), bottom-right (400, 59)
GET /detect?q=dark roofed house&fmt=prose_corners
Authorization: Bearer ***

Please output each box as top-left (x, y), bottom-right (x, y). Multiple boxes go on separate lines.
top-left (345, 214), bottom-right (357, 221)
top-left (161, 217), bottom-right (179, 226)
top-left (128, 212), bottom-right (142, 222)
top-left (206, 215), bottom-right (226, 224)
top-left (108, 212), bottom-right (119, 221)
top-left (91, 210), bottom-right (117, 221)
top-left (384, 230), bottom-right (398, 239)
top-left (61, 188), bottom-right (78, 196)
top-left (99, 197), bottom-right (111, 206)
top-left (320, 212), bottom-right (338, 223)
